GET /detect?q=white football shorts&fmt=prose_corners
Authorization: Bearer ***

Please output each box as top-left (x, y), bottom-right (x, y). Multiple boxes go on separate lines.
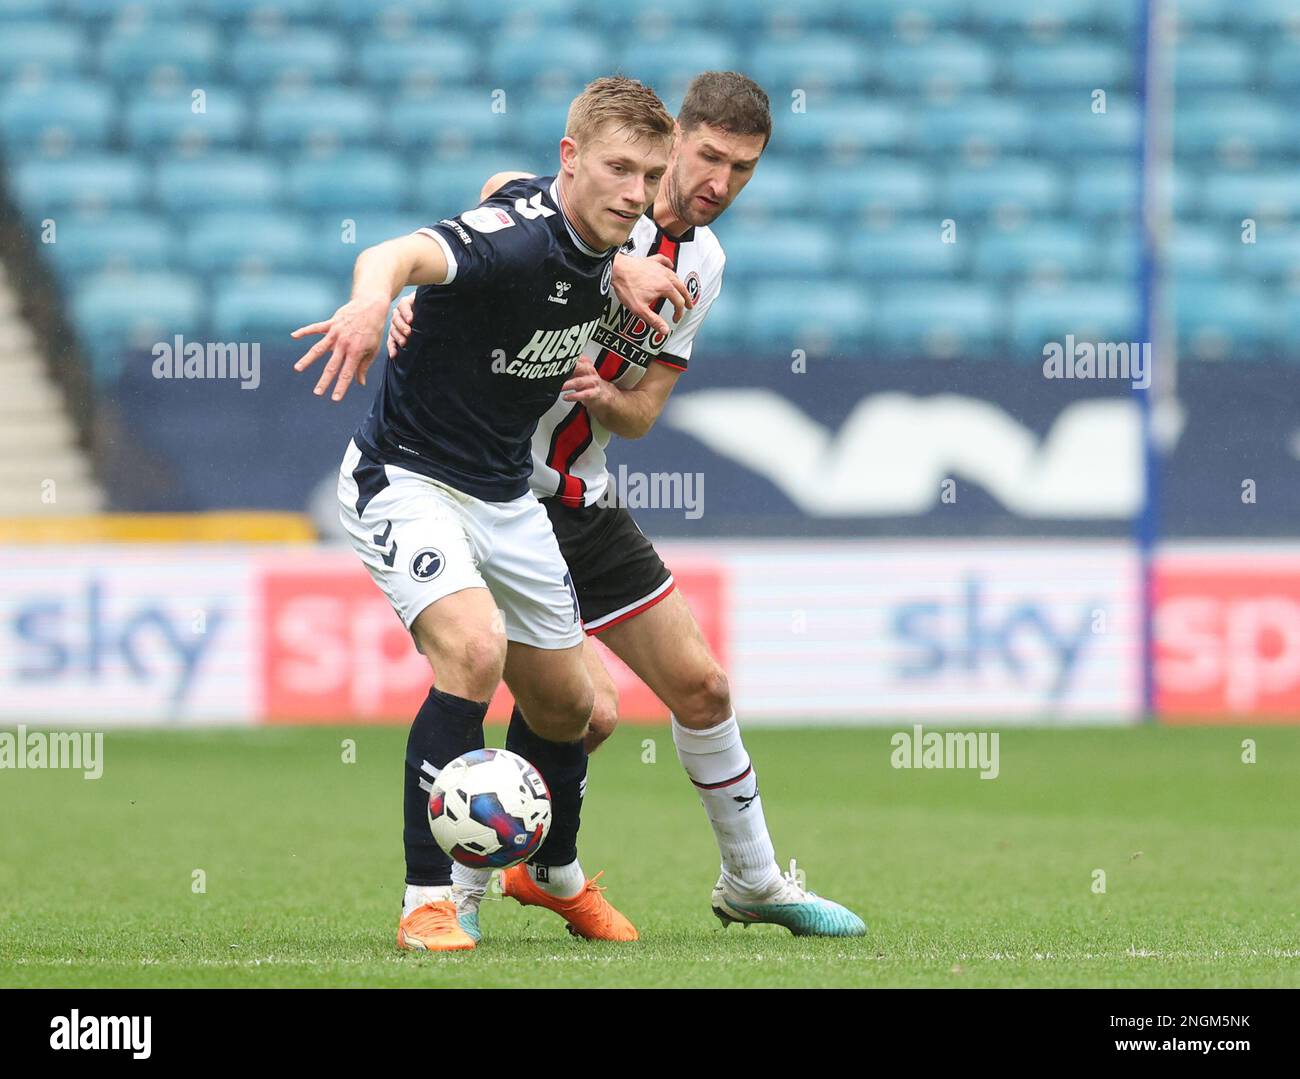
top-left (337, 440), bottom-right (583, 649)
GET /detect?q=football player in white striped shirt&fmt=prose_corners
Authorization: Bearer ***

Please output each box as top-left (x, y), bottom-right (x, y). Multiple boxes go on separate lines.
top-left (390, 73), bottom-right (865, 940)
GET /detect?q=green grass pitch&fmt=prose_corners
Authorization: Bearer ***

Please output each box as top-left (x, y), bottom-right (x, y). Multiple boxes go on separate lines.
top-left (1, 724), bottom-right (1297, 988)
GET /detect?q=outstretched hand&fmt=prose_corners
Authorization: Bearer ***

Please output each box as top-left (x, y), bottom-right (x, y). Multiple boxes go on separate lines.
top-left (291, 296), bottom-right (389, 401)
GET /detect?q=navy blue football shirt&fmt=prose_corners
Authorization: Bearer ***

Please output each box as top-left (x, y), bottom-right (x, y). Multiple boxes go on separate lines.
top-left (355, 175), bottom-right (616, 501)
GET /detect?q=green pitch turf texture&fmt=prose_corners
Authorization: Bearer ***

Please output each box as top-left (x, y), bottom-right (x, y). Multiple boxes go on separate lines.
top-left (1, 725), bottom-right (1296, 988)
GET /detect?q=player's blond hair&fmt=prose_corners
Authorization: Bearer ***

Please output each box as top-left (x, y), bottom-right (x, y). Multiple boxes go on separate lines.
top-left (565, 75), bottom-right (675, 149)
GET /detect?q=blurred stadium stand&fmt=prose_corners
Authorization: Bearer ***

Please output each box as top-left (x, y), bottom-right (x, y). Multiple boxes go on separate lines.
top-left (0, 0), bottom-right (1297, 518)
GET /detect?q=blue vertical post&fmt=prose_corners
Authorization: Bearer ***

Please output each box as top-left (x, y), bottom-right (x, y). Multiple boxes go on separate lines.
top-left (1133, 0), bottom-right (1160, 722)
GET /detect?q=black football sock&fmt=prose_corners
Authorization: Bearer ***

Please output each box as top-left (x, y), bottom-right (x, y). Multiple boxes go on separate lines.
top-left (505, 703), bottom-right (587, 868)
top-left (404, 686), bottom-right (488, 887)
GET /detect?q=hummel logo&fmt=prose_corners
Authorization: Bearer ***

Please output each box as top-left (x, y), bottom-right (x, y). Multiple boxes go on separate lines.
top-left (515, 192), bottom-right (555, 220)
top-left (372, 520), bottom-right (397, 567)
top-left (547, 280), bottom-right (572, 305)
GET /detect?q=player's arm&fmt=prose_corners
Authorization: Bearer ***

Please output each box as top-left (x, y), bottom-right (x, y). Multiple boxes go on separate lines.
top-left (292, 233), bottom-right (449, 401)
top-left (479, 170), bottom-right (534, 202)
top-left (561, 358), bottom-right (681, 440)
top-left (612, 253), bottom-right (692, 337)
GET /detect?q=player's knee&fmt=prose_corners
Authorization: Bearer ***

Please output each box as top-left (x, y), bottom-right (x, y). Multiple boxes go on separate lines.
top-left (529, 680), bottom-right (594, 744)
top-left (672, 665), bottom-right (732, 729)
top-left (584, 685), bottom-right (620, 754)
top-left (419, 626), bottom-right (504, 700)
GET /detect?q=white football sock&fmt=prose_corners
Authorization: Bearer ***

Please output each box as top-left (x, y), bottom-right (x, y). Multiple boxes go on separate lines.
top-left (527, 859), bottom-right (585, 899)
top-left (672, 713), bottom-right (781, 897)
top-left (402, 883), bottom-right (451, 918)
top-left (451, 864), bottom-right (492, 898)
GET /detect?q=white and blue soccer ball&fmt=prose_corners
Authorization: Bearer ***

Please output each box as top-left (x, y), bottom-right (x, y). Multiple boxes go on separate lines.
top-left (427, 748), bottom-right (552, 869)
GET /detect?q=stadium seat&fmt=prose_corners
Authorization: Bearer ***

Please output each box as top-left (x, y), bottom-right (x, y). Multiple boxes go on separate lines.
top-left (1165, 225), bottom-right (1233, 277)
top-left (745, 280), bottom-right (871, 350)
top-left (124, 89), bottom-right (249, 152)
top-left (328, 0), bottom-right (451, 29)
top-left (413, 155), bottom-right (543, 214)
top-left (1034, 98), bottom-right (1139, 157)
top-left (185, 211), bottom-right (314, 277)
top-left (311, 212), bottom-right (425, 276)
top-left (941, 161), bottom-right (1063, 217)
top-left (1070, 165), bottom-right (1200, 221)
top-left (972, 222), bottom-right (1098, 280)
top-left (1173, 279), bottom-right (1282, 359)
top-left (1008, 284), bottom-right (1139, 354)
top-left (486, 31), bottom-right (606, 95)
top-left (9, 156), bottom-right (148, 215)
top-left (1173, 36), bottom-right (1252, 91)
top-left (747, 35), bottom-right (870, 93)
top-left (619, 36), bottom-right (740, 99)
top-left (971, 0), bottom-right (1133, 36)
top-left (43, 213), bottom-right (175, 284)
top-left (193, 0), bottom-right (323, 22)
top-left (694, 281), bottom-right (746, 348)
top-left (771, 101), bottom-right (908, 158)
top-left (73, 272), bottom-right (206, 379)
top-left (877, 37), bottom-right (996, 96)
top-left (876, 283), bottom-right (999, 357)
top-left (0, 80), bottom-right (114, 154)
top-left (915, 98), bottom-right (1033, 156)
top-left (98, 21), bottom-right (220, 88)
top-left (255, 88), bottom-right (381, 150)
top-left (590, 0), bottom-right (726, 37)
top-left (155, 154), bottom-right (281, 213)
top-left (287, 152), bottom-right (407, 213)
top-left (386, 91), bottom-right (511, 157)
top-left (1200, 171), bottom-right (1300, 221)
top-left (211, 275), bottom-right (339, 340)
top-left (357, 34), bottom-right (479, 92)
top-left (847, 222), bottom-right (967, 278)
top-left (719, 0), bottom-right (842, 35)
top-left (1265, 42), bottom-right (1300, 90)
top-left (0, 21), bottom-right (86, 80)
top-left (64, 0), bottom-right (187, 21)
top-left (813, 159), bottom-right (937, 219)
top-left (229, 29), bottom-right (347, 90)
top-left (726, 159), bottom-right (814, 220)
top-left (1008, 41), bottom-right (1129, 91)
top-left (719, 223), bottom-right (838, 279)
top-left (837, 0), bottom-right (966, 35)
top-left (1235, 229), bottom-right (1300, 281)
top-left (506, 96), bottom-right (576, 156)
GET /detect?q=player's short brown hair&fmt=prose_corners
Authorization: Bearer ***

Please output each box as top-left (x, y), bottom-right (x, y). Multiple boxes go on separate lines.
top-left (678, 71), bottom-right (773, 149)
top-left (565, 75), bottom-right (675, 148)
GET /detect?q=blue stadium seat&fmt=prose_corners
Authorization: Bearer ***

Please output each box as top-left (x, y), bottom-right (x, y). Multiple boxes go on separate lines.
top-left (450, 0), bottom-right (586, 31)
top-left (73, 272), bottom-right (206, 381)
top-left (1034, 98), bottom-right (1139, 156)
top-left (1008, 284), bottom-right (1138, 353)
top-left (971, 0), bottom-right (1133, 35)
top-left (693, 281), bottom-right (746, 347)
top-left (329, 0), bottom-right (451, 28)
top-left (0, 0), bottom-right (60, 17)
top-left (0, 80), bottom-right (113, 154)
top-left (64, 0), bottom-right (187, 20)
top-left (591, 0), bottom-right (726, 37)
top-left (9, 156), bottom-right (148, 216)
top-left (877, 36), bottom-right (995, 95)
top-left (43, 213), bottom-right (175, 284)
top-left (717, 223), bottom-right (838, 278)
top-left (0, 22), bottom-right (87, 79)
top-left (1099, 229), bottom-right (1139, 279)
top-left (1244, 0), bottom-right (1300, 37)
top-left (1174, 36), bottom-right (1252, 91)
top-left (1236, 230), bottom-right (1300, 280)
top-left (848, 222), bottom-right (967, 278)
top-left (1165, 224), bottom-right (1232, 277)
top-left (1175, 95), bottom-right (1290, 159)
top-left (486, 31), bottom-right (606, 94)
top-left (229, 29), bottom-right (347, 90)
top-left (98, 21), bottom-right (220, 87)
top-left (1168, 0), bottom-right (1232, 32)
top-left (312, 212), bottom-right (425, 276)
top-left (386, 91), bottom-right (511, 156)
top-left (125, 89), bottom-right (248, 152)
top-left (772, 101), bottom-right (908, 158)
top-left (413, 156), bottom-right (533, 216)
top-left (747, 35), bottom-right (870, 92)
top-left (287, 152), bottom-right (407, 213)
top-left (1173, 279), bottom-right (1282, 359)
top-left (1200, 171), bottom-right (1300, 220)
top-left (837, 0), bottom-right (966, 34)
top-left (814, 159), bottom-right (936, 219)
top-left (745, 281), bottom-right (871, 349)
top-left (876, 284), bottom-right (999, 357)
top-left (1266, 42), bottom-right (1300, 90)
top-left (620, 37), bottom-right (739, 100)
top-left (506, 96), bottom-right (575, 156)
top-left (255, 88), bottom-right (381, 150)
top-left (719, 0), bottom-right (841, 34)
top-left (194, 0), bottom-right (323, 22)
top-left (357, 35), bottom-right (479, 92)
top-left (972, 222), bottom-right (1098, 280)
top-left (941, 161), bottom-right (1063, 217)
top-left (1008, 41), bottom-right (1129, 90)
top-left (211, 275), bottom-right (339, 340)
top-left (915, 98), bottom-right (1033, 155)
top-left (727, 160), bottom-right (814, 220)
top-left (155, 154), bottom-right (281, 213)
top-left (1069, 163), bottom-right (1196, 221)
top-left (185, 211), bottom-right (313, 277)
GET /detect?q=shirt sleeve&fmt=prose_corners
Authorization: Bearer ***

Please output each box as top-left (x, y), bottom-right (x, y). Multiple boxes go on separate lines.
top-left (657, 252), bottom-right (726, 371)
top-left (416, 198), bottom-right (548, 290)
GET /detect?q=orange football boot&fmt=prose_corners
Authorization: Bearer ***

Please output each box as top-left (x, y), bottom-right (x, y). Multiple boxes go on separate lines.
top-left (500, 866), bottom-right (639, 941)
top-left (397, 901), bottom-right (477, 951)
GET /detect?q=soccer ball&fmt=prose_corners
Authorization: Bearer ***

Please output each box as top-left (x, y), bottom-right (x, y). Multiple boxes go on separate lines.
top-left (427, 748), bottom-right (551, 869)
